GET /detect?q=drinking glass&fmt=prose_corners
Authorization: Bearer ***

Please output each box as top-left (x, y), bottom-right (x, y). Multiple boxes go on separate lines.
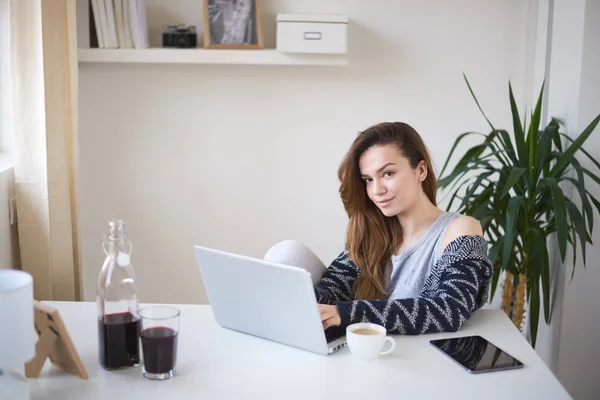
top-left (138, 306), bottom-right (180, 380)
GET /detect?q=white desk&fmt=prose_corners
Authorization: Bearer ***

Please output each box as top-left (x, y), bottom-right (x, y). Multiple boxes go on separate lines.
top-left (29, 302), bottom-right (571, 400)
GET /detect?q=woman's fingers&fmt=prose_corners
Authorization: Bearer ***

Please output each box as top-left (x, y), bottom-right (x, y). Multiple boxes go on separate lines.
top-left (322, 316), bottom-right (333, 329)
top-left (321, 312), bottom-right (333, 328)
top-left (318, 304), bottom-right (341, 329)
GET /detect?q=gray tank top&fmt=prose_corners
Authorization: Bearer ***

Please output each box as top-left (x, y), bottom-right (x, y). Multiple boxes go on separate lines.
top-left (386, 212), bottom-right (461, 299)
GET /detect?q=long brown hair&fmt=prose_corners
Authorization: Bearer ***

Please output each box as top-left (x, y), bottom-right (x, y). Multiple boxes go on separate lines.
top-left (338, 122), bottom-right (437, 300)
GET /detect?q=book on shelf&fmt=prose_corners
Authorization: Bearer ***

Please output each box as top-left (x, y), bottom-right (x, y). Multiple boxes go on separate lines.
top-left (89, 0), bottom-right (148, 49)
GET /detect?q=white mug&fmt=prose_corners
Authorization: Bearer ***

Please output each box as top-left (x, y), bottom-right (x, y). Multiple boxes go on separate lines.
top-left (346, 323), bottom-right (396, 360)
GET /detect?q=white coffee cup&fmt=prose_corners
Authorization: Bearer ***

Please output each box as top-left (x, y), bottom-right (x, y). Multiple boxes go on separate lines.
top-left (346, 323), bottom-right (396, 360)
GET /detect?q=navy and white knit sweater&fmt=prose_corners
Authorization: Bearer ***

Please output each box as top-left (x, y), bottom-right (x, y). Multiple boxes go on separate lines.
top-left (315, 235), bottom-right (493, 335)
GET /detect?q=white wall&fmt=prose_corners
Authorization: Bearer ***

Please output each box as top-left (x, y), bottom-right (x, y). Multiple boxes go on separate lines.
top-left (555, 0), bottom-right (600, 398)
top-left (533, 0), bottom-right (587, 376)
top-left (77, 0), bottom-right (531, 304)
top-left (529, 0), bottom-right (600, 397)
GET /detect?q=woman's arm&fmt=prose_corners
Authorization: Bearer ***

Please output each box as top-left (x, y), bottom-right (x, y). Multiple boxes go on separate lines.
top-left (314, 250), bottom-right (360, 304)
top-left (334, 235), bottom-right (493, 334)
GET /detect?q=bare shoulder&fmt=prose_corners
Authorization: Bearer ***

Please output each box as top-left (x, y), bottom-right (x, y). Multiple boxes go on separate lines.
top-left (441, 215), bottom-right (483, 253)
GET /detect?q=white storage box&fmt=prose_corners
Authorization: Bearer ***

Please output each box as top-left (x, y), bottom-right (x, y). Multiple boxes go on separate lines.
top-left (276, 14), bottom-right (349, 54)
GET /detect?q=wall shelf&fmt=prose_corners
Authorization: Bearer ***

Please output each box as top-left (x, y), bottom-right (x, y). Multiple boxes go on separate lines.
top-left (77, 48), bottom-right (349, 66)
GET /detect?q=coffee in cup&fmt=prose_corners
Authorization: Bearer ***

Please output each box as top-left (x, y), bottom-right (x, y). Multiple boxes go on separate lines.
top-left (346, 323), bottom-right (395, 360)
top-left (351, 328), bottom-right (380, 335)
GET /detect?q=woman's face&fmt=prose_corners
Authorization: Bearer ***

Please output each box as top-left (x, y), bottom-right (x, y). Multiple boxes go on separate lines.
top-left (358, 144), bottom-right (427, 217)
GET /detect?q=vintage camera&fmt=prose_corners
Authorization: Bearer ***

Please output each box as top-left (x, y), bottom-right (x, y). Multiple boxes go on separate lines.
top-left (162, 25), bottom-right (197, 48)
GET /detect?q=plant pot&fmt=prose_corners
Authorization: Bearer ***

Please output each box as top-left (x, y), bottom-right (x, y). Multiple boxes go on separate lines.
top-left (501, 271), bottom-right (527, 331)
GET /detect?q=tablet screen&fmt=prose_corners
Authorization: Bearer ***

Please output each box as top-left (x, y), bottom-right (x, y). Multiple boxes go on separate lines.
top-left (430, 335), bottom-right (524, 373)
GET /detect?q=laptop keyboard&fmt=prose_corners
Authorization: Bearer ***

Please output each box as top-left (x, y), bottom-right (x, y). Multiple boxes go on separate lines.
top-left (324, 326), bottom-right (345, 343)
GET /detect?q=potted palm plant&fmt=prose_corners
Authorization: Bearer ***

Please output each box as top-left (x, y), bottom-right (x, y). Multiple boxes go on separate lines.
top-left (439, 75), bottom-right (600, 347)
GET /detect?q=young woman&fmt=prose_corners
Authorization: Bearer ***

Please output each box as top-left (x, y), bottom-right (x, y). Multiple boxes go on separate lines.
top-left (265, 122), bottom-right (493, 335)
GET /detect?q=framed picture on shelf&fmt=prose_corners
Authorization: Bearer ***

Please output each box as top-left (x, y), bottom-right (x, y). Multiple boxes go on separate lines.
top-left (203, 0), bottom-right (263, 49)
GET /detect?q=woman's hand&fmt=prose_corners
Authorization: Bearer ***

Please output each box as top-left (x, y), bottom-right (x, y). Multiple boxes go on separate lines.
top-left (318, 304), bottom-right (341, 329)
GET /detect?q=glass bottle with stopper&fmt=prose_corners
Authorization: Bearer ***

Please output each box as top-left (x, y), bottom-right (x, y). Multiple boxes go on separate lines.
top-left (97, 219), bottom-right (140, 370)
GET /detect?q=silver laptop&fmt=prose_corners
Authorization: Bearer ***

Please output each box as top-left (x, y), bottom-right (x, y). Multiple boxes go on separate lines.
top-left (193, 245), bottom-right (347, 356)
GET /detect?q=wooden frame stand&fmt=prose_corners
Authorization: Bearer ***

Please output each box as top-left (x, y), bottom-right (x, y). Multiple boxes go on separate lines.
top-left (25, 301), bottom-right (88, 379)
top-left (25, 327), bottom-right (59, 378)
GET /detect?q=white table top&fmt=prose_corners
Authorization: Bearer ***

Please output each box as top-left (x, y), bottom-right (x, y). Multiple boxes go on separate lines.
top-left (29, 301), bottom-right (571, 400)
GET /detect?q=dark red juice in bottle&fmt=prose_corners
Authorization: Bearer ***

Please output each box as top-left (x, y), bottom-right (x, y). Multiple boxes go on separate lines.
top-left (98, 312), bottom-right (140, 369)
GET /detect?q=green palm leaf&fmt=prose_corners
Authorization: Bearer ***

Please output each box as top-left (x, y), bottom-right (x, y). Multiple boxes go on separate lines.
top-left (527, 83), bottom-right (544, 179)
top-left (509, 83), bottom-right (528, 170)
top-left (531, 228), bottom-right (550, 322)
top-left (499, 168), bottom-right (527, 199)
top-left (560, 133), bottom-right (600, 171)
top-left (529, 280), bottom-right (540, 348)
top-left (503, 196), bottom-right (524, 268)
top-left (545, 178), bottom-right (568, 262)
top-left (565, 200), bottom-right (587, 265)
top-left (566, 158), bottom-right (595, 232)
top-left (438, 132), bottom-right (487, 179)
top-left (464, 74), bottom-right (495, 131)
top-left (550, 114), bottom-right (600, 176)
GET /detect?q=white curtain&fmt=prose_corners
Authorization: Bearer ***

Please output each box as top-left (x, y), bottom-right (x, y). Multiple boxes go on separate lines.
top-left (10, 0), bottom-right (80, 300)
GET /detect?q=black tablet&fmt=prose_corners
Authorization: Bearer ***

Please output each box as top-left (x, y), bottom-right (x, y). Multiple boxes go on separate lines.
top-left (430, 335), bottom-right (524, 374)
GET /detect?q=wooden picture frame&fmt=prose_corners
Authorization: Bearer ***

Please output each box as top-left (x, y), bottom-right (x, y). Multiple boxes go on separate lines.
top-left (25, 301), bottom-right (88, 379)
top-left (203, 0), bottom-right (263, 49)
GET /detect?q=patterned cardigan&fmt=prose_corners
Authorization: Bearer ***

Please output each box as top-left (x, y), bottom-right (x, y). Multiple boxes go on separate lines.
top-left (314, 235), bottom-right (493, 335)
